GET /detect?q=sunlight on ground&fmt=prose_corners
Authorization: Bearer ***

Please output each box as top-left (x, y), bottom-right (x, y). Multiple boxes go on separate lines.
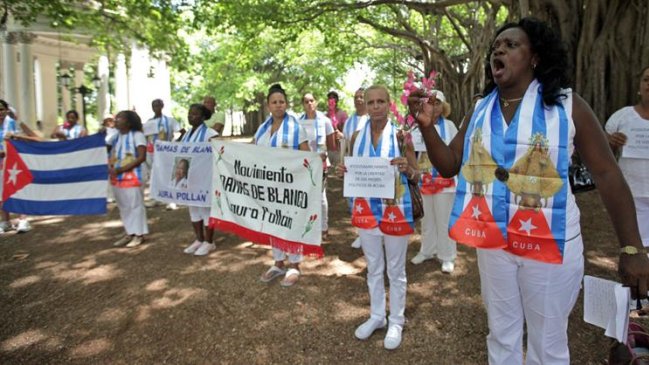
top-left (136, 287), bottom-right (207, 322)
top-left (585, 252), bottom-right (616, 271)
top-left (145, 278), bottom-right (169, 291)
top-left (42, 261), bottom-right (124, 285)
top-left (96, 308), bottom-right (127, 323)
top-left (9, 275), bottom-right (41, 288)
top-left (301, 256), bottom-right (366, 276)
top-left (1, 329), bottom-right (61, 352)
top-left (31, 217), bottom-right (65, 225)
top-left (69, 338), bottom-right (112, 358)
top-left (82, 219), bottom-right (124, 229)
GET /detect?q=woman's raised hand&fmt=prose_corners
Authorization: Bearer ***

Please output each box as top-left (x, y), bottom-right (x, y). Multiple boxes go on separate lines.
top-left (407, 89), bottom-right (437, 129)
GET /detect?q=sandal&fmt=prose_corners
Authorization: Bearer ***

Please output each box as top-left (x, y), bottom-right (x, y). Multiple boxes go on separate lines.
top-left (260, 266), bottom-right (286, 283)
top-left (280, 268), bottom-right (300, 287)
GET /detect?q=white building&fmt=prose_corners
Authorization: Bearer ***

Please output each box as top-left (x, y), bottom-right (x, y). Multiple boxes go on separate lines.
top-left (0, 16), bottom-right (172, 134)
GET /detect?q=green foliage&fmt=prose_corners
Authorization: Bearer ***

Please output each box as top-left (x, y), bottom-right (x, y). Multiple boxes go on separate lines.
top-left (3, 0), bottom-right (187, 57)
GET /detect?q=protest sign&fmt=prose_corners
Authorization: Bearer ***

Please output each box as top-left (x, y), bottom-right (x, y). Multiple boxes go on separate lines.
top-left (209, 141), bottom-right (324, 257)
top-left (343, 156), bottom-right (395, 199)
top-left (621, 126), bottom-right (649, 159)
top-left (150, 141), bottom-right (213, 207)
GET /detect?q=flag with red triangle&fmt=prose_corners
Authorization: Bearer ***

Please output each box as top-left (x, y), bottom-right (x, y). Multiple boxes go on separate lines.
top-left (379, 204), bottom-right (414, 235)
top-left (2, 141), bottom-right (34, 201)
top-left (421, 173), bottom-right (455, 195)
top-left (351, 197), bottom-right (379, 229)
top-left (449, 195), bottom-right (507, 249)
top-left (505, 208), bottom-right (563, 264)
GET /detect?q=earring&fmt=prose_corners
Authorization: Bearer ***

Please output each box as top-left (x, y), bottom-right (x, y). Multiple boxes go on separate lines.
top-left (532, 63), bottom-right (537, 70)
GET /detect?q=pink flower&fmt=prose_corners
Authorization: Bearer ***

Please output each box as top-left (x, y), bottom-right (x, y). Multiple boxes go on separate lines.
top-left (405, 115), bottom-right (415, 127)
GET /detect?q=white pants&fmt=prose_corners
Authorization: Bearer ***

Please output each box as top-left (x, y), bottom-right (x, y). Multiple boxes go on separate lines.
top-left (189, 206), bottom-right (210, 224)
top-left (272, 248), bottom-right (303, 264)
top-left (635, 197), bottom-right (649, 247)
top-left (359, 229), bottom-right (409, 326)
top-left (419, 193), bottom-right (456, 261)
top-left (478, 235), bottom-right (584, 365)
top-left (113, 186), bottom-right (149, 236)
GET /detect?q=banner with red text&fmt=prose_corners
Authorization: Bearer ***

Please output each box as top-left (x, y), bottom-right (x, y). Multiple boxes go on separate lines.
top-left (209, 141), bottom-right (323, 257)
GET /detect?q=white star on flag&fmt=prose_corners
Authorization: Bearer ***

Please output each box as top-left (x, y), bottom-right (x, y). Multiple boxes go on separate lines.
top-left (355, 204), bottom-right (364, 214)
top-left (471, 205), bottom-right (481, 220)
top-left (518, 218), bottom-right (537, 236)
top-left (387, 212), bottom-right (397, 222)
top-left (7, 163), bottom-right (22, 185)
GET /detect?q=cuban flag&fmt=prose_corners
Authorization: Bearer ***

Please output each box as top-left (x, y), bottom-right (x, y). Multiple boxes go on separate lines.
top-left (2, 133), bottom-right (108, 215)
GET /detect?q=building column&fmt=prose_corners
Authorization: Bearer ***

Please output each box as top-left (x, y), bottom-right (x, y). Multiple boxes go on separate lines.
top-left (37, 55), bottom-right (59, 134)
top-left (73, 63), bottom-right (84, 121)
top-left (114, 53), bottom-right (128, 111)
top-left (128, 43), bottom-right (149, 115)
top-left (18, 31), bottom-right (37, 126)
top-left (97, 54), bottom-right (111, 118)
top-left (2, 32), bottom-right (18, 107)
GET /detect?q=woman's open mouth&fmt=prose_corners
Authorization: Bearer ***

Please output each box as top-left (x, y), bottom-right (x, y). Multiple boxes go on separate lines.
top-left (491, 58), bottom-right (505, 78)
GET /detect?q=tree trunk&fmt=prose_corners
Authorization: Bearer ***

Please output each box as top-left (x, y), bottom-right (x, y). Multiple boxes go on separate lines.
top-left (531, 0), bottom-right (649, 123)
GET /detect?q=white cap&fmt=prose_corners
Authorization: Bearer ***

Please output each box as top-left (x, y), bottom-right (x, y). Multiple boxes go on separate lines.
top-left (432, 90), bottom-right (446, 103)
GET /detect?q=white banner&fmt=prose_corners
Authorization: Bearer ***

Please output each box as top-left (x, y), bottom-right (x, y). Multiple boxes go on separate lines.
top-left (209, 141), bottom-right (324, 255)
top-left (343, 156), bottom-right (396, 199)
top-left (150, 141), bottom-right (213, 207)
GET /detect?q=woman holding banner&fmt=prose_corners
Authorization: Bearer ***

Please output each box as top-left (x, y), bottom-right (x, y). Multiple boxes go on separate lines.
top-left (182, 103), bottom-right (219, 256)
top-left (51, 110), bottom-right (87, 140)
top-left (410, 90), bottom-right (458, 274)
top-left (108, 110), bottom-right (148, 248)
top-left (255, 84), bottom-right (310, 287)
top-left (299, 92), bottom-right (336, 240)
top-left (337, 85), bottom-right (418, 350)
top-left (605, 66), bottom-right (649, 247)
top-left (409, 18), bottom-right (649, 364)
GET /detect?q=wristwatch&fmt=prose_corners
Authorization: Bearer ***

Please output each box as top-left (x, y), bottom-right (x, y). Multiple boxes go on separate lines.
top-left (620, 246), bottom-right (646, 255)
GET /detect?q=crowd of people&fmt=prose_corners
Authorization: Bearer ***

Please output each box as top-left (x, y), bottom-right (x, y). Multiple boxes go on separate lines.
top-left (3, 16), bottom-right (649, 363)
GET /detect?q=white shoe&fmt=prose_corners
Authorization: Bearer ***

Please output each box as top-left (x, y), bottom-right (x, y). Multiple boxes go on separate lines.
top-left (351, 237), bottom-right (362, 248)
top-left (183, 240), bottom-right (203, 254)
top-left (441, 260), bottom-right (455, 274)
top-left (0, 221), bottom-right (11, 233)
top-left (113, 235), bottom-right (132, 247)
top-left (411, 253), bottom-right (433, 265)
top-left (355, 318), bottom-right (387, 340)
top-left (16, 219), bottom-right (32, 233)
top-left (194, 242), bottom-right (216, 256)
top-left (125, 236), bottom-right (144, 248)
top-left (166, 203), bottom-right (178, 210)
top-left (384, 324), bottom-right (403, 350)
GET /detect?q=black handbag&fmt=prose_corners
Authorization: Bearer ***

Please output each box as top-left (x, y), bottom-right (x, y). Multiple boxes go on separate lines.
top-left (407, 177), bottom-right (424, 221)
top-left (568, 162), bottom-right (596, 193)
top-left (397, 135), bottom-right (424, 221)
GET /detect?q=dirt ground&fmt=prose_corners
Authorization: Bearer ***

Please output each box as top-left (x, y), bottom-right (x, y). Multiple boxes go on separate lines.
top-left (0, 176), bottom-right (646, 364)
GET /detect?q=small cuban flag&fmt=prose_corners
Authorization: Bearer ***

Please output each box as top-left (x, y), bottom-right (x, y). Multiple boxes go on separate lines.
top-left (2, 133), bottom-right (108, 215)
